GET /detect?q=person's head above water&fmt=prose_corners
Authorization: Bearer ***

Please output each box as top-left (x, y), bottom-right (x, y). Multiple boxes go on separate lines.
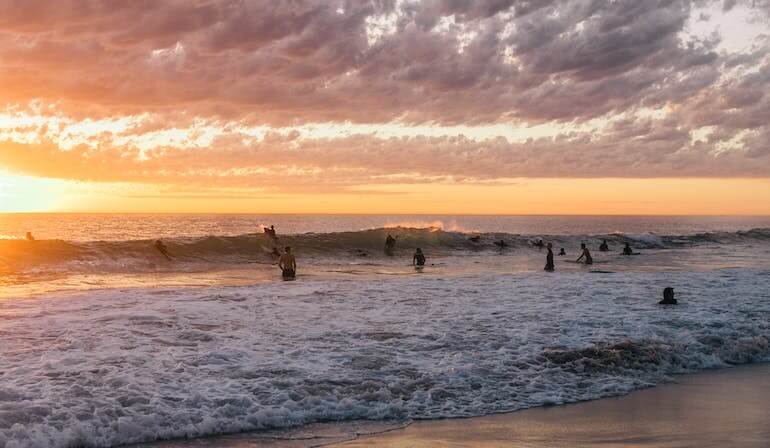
top-left (580, 243), bottom-right (586, 249)
top-left (660, 287), bottom-right (677, 305)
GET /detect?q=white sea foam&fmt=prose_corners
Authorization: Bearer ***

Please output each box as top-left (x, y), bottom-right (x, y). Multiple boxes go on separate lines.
top-left (0, 269), bottom-right (768, 447)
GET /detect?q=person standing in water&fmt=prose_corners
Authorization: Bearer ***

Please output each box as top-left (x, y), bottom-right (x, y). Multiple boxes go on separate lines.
top-left (154, 240), bottom-right (172, 260)
top-left (599, 240), bottom-right (609, 251)
top-left (558, 247), bottom-right (566, 256)
top-left (576, 243), bottom-right (593, 265)
top-left (385, 234), bottom-right (397, 255)
top-left (544, 242), bottom-right (555, 272)
top-left (622, 243), bottom-right (634, 255)
top-left (413, 248), bottom-right (426, 267)
top-left (279, 246), bottom-right (296, 279)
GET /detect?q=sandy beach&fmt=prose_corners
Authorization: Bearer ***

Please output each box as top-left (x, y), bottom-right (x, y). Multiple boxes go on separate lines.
top-left (139, 363), bottom-right (770, 448)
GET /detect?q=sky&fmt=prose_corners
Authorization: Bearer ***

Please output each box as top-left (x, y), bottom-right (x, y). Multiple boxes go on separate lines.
top-left (1, 0), bottom-right (769, 214)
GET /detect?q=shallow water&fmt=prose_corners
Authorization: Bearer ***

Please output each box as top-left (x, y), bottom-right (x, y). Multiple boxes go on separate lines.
top-left (0, 215), bottom-right (769, 447)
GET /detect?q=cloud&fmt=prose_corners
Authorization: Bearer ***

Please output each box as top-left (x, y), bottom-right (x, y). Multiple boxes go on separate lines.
top-left (0, 0), bottom-right (768, 189)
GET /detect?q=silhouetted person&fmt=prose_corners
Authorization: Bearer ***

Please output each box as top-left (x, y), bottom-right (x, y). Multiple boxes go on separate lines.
top-left (384, 234), bottom-right (397, 255)
top-left (494, 239), bottom-right (509, 248)
top-left (533, 239), bottom-right (544, 248)
top-left (413, 248), bottom-right (426, 267)
top-left (544, 242), bottom-right (555, 272)
top-left (154, 240), bottom-right (172, 260)
top-left (622, 243), bottom-right (633, 255)
top-left (599, 240), bottom-right (609, 252)
top-left (264, 225), bottom-right (278, 241)
top-left (558, 247), bottom-right (566, 256)
top-left (468, 235), bottom-right (481, 243)
top-left (279, 246), bottom-right (296, 279)
top-left (576, 243), bottom-right (593, 265)
top-left (659, 287), bottom-right (677, 305)
top-left (25, 232), bottom-right (34, 241)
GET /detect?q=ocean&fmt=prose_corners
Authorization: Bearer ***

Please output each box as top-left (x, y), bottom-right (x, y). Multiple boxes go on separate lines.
top-left (0, 214), bottom-right (769, 447)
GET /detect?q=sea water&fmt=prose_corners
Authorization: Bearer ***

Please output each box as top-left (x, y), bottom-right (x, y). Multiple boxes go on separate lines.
top-left (0, 214), bottom-right (769, 447)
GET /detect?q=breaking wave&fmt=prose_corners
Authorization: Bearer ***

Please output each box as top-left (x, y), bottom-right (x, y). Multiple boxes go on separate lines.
top-left (1, 227), bottom-right (769, 274)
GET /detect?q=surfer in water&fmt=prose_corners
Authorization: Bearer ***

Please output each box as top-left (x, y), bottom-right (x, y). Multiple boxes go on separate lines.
top-left (544, 242), bottom-right (555, 272)
top-left (576, 243), bottom-right (593, 265)
top-left (599, 240), bottom-right (609, 252)
top-left (264, 225), bottom-right (278, 241)
top-left (279, 246), bottom-right (296, 279)
top-left (154, 240), bottom-right (172, 260)
top-left (558, 247), bottom-right (566, 256)
top-left (413, 248), bottom-right (426, 267)
top-left (494, 239), bottom-right (509, 248)
top-left (533, 239), bottom-right (544, 248)
top-left (622, 243), bottom-right (634, 255)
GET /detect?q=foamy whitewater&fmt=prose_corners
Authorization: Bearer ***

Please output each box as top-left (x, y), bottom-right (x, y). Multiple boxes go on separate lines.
top-left (0, 215), bottom-right (769, 448)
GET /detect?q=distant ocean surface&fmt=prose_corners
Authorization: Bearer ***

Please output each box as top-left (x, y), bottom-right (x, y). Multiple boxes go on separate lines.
top-left (0, 214), bottom-right (769, 447)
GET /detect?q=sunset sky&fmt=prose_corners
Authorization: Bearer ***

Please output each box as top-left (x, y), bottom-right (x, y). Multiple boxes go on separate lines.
top-left (1, 0), bottom-right (769, 214)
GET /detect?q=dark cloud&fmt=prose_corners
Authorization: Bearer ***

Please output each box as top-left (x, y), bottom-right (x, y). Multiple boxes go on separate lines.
top-left (0, 0), bottom-right (768, 184)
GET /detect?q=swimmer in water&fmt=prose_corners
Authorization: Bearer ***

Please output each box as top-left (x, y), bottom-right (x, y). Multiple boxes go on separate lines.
top-left (576, 243), bottom-right (593, 265)
top-left (154, 240), bottom-right (172, 260)
top-left (544, 242), bottom-right (555, 272)
top-left (599, 240), bottom-right (609, 252)
top-left (533, 239), bottom-right (544, 248)
top-left (279, 246), bottom-right (296, 279)
top-left (413, 248), bottom-right (426, 267)
top-left (659, 287), bottom-right (677, 305)
top-left (622, 242), bottom-right (634, 255)
top-left (558, 247), bottom-right (566, 256)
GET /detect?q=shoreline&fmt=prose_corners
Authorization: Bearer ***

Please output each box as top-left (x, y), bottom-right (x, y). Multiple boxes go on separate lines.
top-left (139, 362), bottom-right (770, 448)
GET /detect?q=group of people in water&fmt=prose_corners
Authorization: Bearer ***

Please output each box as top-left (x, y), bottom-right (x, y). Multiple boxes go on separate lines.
top-left (149, 225), bottom-right (645, 283)
top-left (543, 239), bottom-right (636, 271)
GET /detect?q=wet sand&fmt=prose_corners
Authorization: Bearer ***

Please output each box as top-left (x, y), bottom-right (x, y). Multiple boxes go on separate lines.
top-left (141, 363), bottom-right (770, 448)
top-left (334, 363), bottom-right (770, 448)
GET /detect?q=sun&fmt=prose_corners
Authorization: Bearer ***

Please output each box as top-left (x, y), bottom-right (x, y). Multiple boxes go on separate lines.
top-left (0, 171), bottom-right (64, 212)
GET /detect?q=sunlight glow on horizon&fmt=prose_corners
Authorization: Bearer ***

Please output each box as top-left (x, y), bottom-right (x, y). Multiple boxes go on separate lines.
top-left (0, 1), bottom-right (768, 215)
top-left (1, 171), bottom-right (769, 216)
